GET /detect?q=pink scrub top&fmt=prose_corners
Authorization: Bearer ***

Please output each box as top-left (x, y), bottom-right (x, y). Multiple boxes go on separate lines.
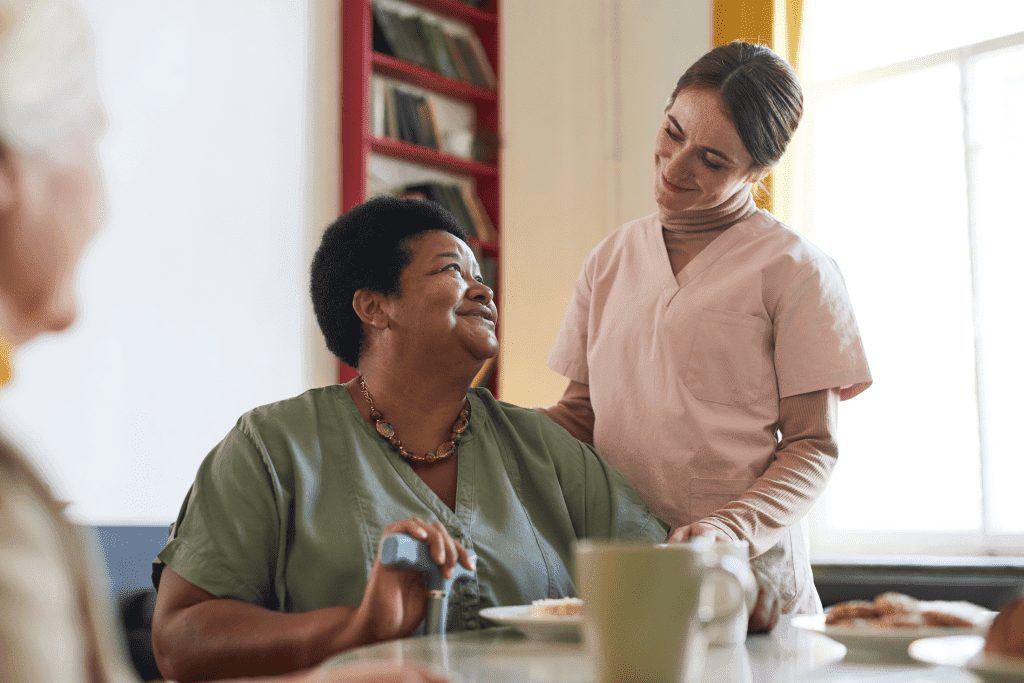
top-left (548, 209), bottom-right (872, 612)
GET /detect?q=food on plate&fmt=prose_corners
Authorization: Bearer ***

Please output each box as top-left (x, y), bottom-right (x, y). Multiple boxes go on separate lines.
top-left (875, 591), bottom-right (919, 616)
top-left (825, 599), bottom-right (879, 623)
top-left (529, 597), bottom-right (583, 618)
top-left (825, 592), bottom-right (979, 629)
top-left (983, 597), bottom-right (1024, 659)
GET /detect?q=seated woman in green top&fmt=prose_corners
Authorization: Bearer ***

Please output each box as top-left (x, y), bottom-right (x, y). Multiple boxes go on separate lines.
top-left (151, 195), bottom-right (669, 681)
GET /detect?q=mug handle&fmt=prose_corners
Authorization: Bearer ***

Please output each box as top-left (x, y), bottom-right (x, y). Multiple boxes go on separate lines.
top-left (700, 554), bottom-right (758, 629)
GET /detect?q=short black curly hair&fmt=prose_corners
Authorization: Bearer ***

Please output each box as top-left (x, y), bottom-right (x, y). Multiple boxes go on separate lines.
top-left (310, 195), bottom-right (468, 367)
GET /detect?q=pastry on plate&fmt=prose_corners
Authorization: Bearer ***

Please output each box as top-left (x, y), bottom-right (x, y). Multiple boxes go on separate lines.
top-left (529, 597), bottom-right (583, 618)
top-left (825, 592), bottom-right (978, 629)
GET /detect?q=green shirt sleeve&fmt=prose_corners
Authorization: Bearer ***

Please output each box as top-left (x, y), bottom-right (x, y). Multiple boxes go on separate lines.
top-left (154, 415), bottom-right (285, 607)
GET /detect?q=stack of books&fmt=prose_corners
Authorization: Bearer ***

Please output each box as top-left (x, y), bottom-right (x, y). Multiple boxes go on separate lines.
top-left (375, 84), bottom-right (441, 150)
top-left (372, 2), bottom-right (497, 90)
top-left (398, 181), bottom-right (497, 243)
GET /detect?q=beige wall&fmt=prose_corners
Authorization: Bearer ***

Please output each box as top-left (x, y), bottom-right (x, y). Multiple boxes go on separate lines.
top-left (307, 0), bottom-right (342, 388)
top-left (499, 0), bottom-right (711, 407)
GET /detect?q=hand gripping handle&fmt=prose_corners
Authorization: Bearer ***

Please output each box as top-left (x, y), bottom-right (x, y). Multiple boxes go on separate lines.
top-left (379, 532), bottom-right (476, 635)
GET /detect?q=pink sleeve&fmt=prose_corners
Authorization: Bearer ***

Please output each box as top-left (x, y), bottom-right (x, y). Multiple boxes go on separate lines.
top-left (700, 387), bottom-right (839, 556)
top-left (773, 258), bottom-right (872, 401)
top-left (547, 261), bottom-right (593, 385)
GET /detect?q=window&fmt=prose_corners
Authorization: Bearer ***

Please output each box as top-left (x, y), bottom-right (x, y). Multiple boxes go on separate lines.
top-left (801, 2), bottom-right (1024, 555)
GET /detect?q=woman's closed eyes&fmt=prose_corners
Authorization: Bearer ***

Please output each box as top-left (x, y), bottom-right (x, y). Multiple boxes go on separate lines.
top-left (664, 127), bottom-right (725, 171)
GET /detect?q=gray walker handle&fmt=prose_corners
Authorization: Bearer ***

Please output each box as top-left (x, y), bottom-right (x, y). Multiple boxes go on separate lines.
top-left (379, 532), bottom-right (476, 635)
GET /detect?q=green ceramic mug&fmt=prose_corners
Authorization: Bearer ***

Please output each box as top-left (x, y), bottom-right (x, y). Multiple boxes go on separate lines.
top-left (575, 539), bottom-right (755, 683)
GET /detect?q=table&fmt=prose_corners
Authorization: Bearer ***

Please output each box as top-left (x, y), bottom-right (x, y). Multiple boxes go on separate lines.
top-left (322, 617), bottom-right (983, 682)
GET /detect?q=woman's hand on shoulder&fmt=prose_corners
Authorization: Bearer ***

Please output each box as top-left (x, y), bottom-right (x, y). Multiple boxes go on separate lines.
top-left (665, 521), bottom-right (733, 544)
top-left (345, 519), bottom-right (474, 646)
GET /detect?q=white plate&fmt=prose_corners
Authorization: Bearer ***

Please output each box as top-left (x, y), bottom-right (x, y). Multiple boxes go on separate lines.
top-left (791, 612), bottom-right (994, 663)
top-left (479, 605), bottom-right (582, 641)
top-left (910, 636), bottom-right (1024, 683)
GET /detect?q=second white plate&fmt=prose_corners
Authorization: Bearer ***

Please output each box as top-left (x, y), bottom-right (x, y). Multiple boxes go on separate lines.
top-left (910, 636), bottom-right (1024, 683)
top-left (791, 613), bottom-right (993, 663)
top-left (479, 605), bottom-right (582, 642)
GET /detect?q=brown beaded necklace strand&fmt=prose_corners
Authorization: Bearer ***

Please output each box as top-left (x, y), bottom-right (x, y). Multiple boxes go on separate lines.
top-left (359, 376), bottom-right (469, 465)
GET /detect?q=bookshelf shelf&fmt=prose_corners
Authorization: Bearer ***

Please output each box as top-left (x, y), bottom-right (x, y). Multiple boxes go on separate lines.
top-left (369, 136), bottom-right (497, 177)
top-left (341, 0), bottom-right (502, 394)
top-left (371, 52), bottom-right (497, 103)
top-left (408, 0), bottom-right (496, 28)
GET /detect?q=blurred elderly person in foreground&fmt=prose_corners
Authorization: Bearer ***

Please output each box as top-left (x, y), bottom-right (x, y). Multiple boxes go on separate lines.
top-left (151, 195), bottom-right (669, 681)
top-left (0, 1), bottom-right (445, 682)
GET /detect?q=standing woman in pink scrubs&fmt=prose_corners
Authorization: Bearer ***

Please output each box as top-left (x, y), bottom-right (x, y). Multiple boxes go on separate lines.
top-left (542, 41), bottom-right (872, 615)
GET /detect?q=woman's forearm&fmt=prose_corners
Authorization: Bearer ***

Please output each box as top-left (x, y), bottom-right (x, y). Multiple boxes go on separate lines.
top-left (153, 581), bottom-right (364, 682)
top-left (701, 387), bottom-right (840, 556)
top-left (153, 518), bottom-right (466, 682)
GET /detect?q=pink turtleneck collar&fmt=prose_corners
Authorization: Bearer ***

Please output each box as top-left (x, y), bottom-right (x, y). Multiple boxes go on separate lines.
top-left (658, 186), bottom-right (758, 233)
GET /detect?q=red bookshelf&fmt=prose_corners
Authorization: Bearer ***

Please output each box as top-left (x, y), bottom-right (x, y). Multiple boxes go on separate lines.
top-left (340, 0), bottom-right (502, 394)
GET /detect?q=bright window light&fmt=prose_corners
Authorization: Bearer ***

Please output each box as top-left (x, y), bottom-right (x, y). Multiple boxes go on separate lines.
top-left (804, 2), bottom-right (1024, 553)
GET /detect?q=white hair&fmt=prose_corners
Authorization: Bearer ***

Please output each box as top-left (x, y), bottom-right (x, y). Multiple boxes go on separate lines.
top-left (0, 0), bottom-right (104, 165)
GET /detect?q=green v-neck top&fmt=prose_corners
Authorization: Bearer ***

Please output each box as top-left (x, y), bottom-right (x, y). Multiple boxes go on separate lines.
top-left (153, 385), bottom-right (667, 631)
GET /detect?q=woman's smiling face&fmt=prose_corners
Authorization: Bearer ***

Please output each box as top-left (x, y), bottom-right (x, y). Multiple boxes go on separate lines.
top-left (382, 230), bottom-right (498, 364)
top-left (653, 88), bottom-right (760, 213)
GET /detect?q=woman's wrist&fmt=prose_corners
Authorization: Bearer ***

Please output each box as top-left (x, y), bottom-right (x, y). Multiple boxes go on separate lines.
top-left (699, 517), bottom-right (739, 542)
top-left (302, 605), bottom-right (368, 667)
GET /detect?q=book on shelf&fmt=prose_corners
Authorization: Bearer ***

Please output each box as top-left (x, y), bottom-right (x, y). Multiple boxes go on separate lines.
top-left (396, 13), bottom-right (433, 69)
top-left (370, 2), bottom-right (496, 91)
top-left (419, 97), bottom-right (441, 149)
top-left (371, 4), bottom-right (415, 64)
top-left (414, 16), bottom-right (460, 81)
top-left (439, 183), bottom-right (477, 237)
top-left (398, 181), bottom-right (495, 241)
top-left (401, 181), bottom-right (473, 235)
top-left (383, 85), bottom-right (400, 139)
top-left (403, 181), bottom-right (476, 237)
top-left (376, 85), bottom-right (443, 151)
top-left (450, 34), bottom-right (488, 89)
top-left (459, 185), bottom-right (497, 242)
top-left (371, 78), bottom-right (387, 138)
top-left (371, 3), bottom-right (400, 58)
top-left (461, 31), bottom-right (497, 89)
top-left (442, 31), bottom-right (474, 83)
top-left (392, 89), bottom-right (418, 145)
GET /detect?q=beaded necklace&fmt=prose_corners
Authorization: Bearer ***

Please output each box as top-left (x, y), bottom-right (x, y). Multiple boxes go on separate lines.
top-left (359, 376), bottom-right (469, 465)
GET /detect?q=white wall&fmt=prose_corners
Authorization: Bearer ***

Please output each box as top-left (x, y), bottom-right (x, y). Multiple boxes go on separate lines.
top-left (0, 0), bottom-right (339, 524)
top-left (500, 0), bottom-right (710, 407)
